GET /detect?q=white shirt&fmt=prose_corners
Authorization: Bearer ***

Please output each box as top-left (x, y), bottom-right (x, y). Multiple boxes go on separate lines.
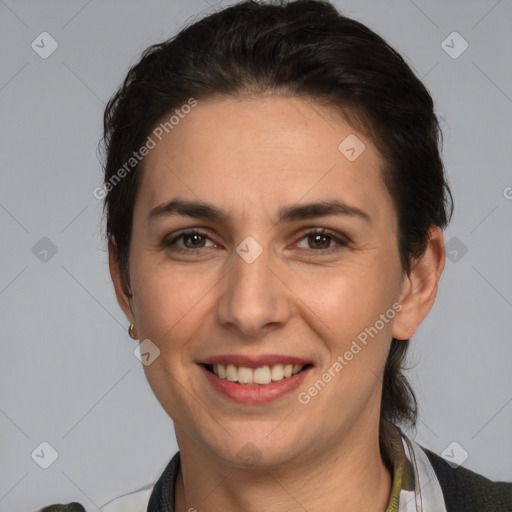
top-left (100, 484), bottom-right (154, 512)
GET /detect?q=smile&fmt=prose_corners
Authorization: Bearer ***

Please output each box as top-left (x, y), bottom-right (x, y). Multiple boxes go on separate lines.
top-left (199, 356), bottom-right (314, 404)
top-left (205, 363), bottom-right (307, 385)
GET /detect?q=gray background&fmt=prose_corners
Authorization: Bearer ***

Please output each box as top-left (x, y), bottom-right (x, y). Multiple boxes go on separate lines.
top-left (1, 0), bottom-right (511, 510)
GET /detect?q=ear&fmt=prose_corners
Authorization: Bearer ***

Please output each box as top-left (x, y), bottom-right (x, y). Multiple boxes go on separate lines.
top-left (392, 226), bottom-right (445, 340)
top-left (108, 236), bottom-right (135, 326)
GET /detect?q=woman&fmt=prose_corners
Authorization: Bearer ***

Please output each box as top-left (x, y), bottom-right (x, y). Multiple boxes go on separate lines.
top-left (41, 0), bottom-right (511, 510)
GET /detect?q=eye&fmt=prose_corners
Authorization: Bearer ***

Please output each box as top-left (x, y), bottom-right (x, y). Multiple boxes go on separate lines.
top-left (296, 228), bottom-right (349, 253)
top-left (162, 228), bottom-right (349, 256)
top-left (163, 229), bottom-right (218, 252)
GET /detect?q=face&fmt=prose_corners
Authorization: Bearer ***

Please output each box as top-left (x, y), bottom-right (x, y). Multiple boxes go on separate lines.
top-left (113, 95), bottom-right (415, 468)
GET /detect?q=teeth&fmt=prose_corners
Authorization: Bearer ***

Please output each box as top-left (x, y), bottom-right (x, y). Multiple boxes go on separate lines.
top-left (226, 364), bottom-right (238, 382)
top-left (253, 366), bottom-right (271, 385)
top-left (271, 364), bottom-right (284, 381)
top-left (210, 363), bottom-right (305, 385)
top-left (238, 366), bottom-right (253, 384)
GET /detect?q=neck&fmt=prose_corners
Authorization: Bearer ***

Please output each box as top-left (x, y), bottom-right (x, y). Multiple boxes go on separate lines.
top-left (173, 422), bottom-right (393, 512)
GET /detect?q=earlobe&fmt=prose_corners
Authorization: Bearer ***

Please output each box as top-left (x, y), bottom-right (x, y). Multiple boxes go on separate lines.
top-left (392, 226), bottom-right (445, 340)
top-left (108, 236), bottom-right (134, 323)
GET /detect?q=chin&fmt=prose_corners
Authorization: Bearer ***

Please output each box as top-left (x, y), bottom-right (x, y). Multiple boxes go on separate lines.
top-left (203, 424), bottom-right (306, 469)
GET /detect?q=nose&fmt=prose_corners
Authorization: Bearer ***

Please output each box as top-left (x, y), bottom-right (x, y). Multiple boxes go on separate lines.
top-left (216, 243), bottom-right (291, 339)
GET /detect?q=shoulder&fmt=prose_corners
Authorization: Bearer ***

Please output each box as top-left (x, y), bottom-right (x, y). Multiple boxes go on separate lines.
top-left (100, 483), bottom-right (154, 512)
top-left (37, 484), bottom-right (154, 512)
top-left (37, 452), bottom-right (181, 512)
top-left (423, 447), bottom-right (512, 512)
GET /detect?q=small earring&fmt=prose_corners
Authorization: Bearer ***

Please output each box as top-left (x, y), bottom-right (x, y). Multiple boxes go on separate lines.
top-left (128, 323), bottom-right (138, 340)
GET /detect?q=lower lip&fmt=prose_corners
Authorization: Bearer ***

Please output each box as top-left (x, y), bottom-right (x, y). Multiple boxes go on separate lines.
top-left (200, 365), bottom-right (312, 404)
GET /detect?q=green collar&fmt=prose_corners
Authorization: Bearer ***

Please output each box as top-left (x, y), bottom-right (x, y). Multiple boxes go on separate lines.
top-left (384, 422), bottom-right (416, 512)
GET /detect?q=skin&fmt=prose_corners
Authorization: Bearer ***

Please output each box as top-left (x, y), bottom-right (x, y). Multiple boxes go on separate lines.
top-left (109, 94), bottom-right (445, 512)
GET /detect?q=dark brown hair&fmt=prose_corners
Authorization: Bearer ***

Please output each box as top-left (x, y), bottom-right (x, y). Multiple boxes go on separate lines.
top-left (101, 0), bottom-right (453, 459)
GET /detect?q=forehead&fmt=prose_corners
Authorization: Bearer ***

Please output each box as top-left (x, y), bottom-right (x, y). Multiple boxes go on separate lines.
top-left (135, 95), bottom-right (392, 224)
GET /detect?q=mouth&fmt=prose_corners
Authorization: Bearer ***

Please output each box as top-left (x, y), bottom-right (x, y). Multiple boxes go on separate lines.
top-left (198, 356), bottom-right (314, 404)
top-left (202, 362), bottom-right (313, 385)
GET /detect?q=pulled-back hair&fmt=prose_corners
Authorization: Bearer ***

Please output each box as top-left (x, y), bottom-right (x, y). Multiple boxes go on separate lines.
top-left (101, 0), bottom-right (453, 461)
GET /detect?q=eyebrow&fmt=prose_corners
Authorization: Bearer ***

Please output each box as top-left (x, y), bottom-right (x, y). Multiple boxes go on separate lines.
top-left (147, 198), bottom-right (371, 224)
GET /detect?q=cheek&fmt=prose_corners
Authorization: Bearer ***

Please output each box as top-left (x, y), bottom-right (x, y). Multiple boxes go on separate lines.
top-left (131, 257), bottom-right (209, 348)
top-left (301, 260), bottom-right (399, 340)
top-left (294, 257), bottom-right (401, 404)
top-left (131, 264), bottom-right (210, 420)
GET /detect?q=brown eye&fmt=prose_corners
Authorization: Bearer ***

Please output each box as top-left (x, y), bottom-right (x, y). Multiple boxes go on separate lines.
top-left (307, 233), bottom-right (332, 250)
top-left (163, 229), bottom-right (216, 252)
top-left (182, 233), bottom-right (207, 249)
top-left (295, 229), bottom-right (349, 254)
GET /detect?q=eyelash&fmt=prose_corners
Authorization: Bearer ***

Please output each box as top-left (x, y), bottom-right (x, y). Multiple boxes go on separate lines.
top-left (163, 228), bottom-right (349, 255)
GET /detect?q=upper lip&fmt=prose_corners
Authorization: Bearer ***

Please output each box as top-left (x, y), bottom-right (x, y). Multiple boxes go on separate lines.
top-left (200, 354), bottom-right (313, 368)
